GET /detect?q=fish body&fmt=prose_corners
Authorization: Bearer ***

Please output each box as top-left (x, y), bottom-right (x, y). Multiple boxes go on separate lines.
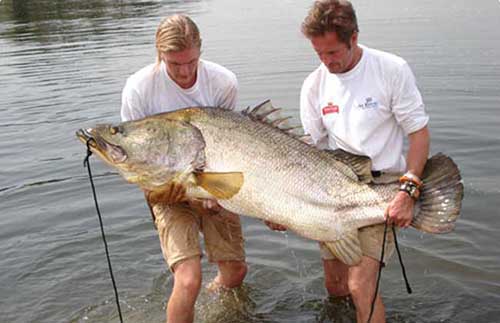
top-left (180, 107), bottom-right (392, 240)
top-left (77, 102), bottom-right (463, 265)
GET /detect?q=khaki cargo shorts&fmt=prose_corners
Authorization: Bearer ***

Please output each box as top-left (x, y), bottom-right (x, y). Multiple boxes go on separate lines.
top-left (319, 223), bottom-right (396, 264)
top-left (152, 201), bottom-right (245, 270)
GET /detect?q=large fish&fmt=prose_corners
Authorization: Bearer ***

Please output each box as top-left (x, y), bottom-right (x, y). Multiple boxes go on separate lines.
top-left (76, 101), bottom-right (463, 265)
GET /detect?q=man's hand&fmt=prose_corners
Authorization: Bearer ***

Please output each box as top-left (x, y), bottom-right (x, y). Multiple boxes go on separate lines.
top-left (145, 182), bottom-right (187, 205)
top-left (201, 199), bottom-right (222, 213)
top-left (186, 198), bottom-right (222, 215)
top-left (264, 220), bottom-right (287, 231)
top-left (385, 191), bottom-right (415, 228)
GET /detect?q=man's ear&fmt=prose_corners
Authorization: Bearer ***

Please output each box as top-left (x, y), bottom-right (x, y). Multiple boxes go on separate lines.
top-left (351, 32), bottom-right (358, 48)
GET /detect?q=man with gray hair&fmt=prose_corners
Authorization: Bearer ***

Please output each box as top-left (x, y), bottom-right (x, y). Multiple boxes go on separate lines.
top-left (267, 1), bottom-right (429, 322)
top-left (121, 14), bottom-right (247, 323)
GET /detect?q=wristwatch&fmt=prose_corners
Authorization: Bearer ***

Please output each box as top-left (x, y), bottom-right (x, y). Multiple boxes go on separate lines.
top-left (399, 180), bottom-right (420, 200)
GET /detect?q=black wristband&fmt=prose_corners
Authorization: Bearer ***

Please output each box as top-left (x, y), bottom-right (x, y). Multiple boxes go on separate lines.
top-left (399, 181), bottom-right (420, 200)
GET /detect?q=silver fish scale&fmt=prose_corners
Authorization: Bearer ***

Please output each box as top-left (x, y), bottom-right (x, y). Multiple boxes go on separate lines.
top-left (188, 108), bottom-right (397, 242)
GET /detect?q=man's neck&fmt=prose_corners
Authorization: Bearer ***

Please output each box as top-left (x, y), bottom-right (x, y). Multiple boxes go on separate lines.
top-left (345, 45), bottom-right (363, 72)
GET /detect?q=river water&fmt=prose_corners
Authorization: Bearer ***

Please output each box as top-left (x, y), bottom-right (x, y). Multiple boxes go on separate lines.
top-left (1, 0), bottom-right (499, 322)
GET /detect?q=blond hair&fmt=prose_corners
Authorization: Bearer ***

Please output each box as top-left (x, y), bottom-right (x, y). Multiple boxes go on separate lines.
top-left (302, 0), bottom-right (358, 46)
top-left (155, 14), bottom-right (202, 66)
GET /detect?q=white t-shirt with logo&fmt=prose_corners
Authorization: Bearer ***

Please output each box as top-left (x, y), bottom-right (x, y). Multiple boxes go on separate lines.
top-left (300, 45), bottom-right (429, 172)
top-left (121, 59), bottom-right (238, 122)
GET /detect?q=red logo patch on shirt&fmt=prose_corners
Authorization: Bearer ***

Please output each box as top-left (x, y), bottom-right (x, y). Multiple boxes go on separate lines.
top-left (322, 102), bottom-right (339, 115)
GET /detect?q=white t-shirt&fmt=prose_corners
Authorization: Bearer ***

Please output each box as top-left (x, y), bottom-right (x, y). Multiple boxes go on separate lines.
top-left (121, 59), bottom-right (238, 121)
top-left (300, 45), bottom-right (429, 172)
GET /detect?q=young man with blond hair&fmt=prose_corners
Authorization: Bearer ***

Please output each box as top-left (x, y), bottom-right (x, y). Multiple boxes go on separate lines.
top-left (267, 1), bottom-right (430, 322)
top-left (121, 14), bottom-right (247, 323)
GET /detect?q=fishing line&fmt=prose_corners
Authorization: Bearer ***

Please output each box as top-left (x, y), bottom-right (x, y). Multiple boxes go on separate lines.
top-left (366, 220), bottom-right (412, 323)
top-left (393, 226), bottom-right (412, 295)
top-left (84, 139), bottom-right (124, 323)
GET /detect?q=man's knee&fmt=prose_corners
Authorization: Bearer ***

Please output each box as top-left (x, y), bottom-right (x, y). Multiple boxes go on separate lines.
top-left (347, 258), bottom-right (379, 305)
top-left (325, 274), bottom-right (349, 296)
top-left (347, 276), bottom-right (370, 301)
top-left (323, 259), bottom-right (349, 296)
top-left (232, 261), bottom-right (248, 283)
top-left (217, 260), bottom-right (247, 288)
top-left (173, 258), bottom-right (202, 295)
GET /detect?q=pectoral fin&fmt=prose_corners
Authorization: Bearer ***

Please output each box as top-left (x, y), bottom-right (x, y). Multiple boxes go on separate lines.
top-left (323, 230), bottom-right (363, 266)
top-left (194, 172), bottom-right (244, 199)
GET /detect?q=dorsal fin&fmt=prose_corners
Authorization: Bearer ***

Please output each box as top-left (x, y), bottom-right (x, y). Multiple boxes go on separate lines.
top-left (297, 134), bottom-right (314, 145)
top-left (324, 149), bottom-right (374, 183)
top-left (242, 101), bottom-right (373, 183)
top-left (271, 116), bottom-right (292, 127)
top-left (242, 99), bottom-right (280, 121)
top-left (243, 102), bottom-right (373, 183)
top-left (241, 100), bottom-right (310, 143)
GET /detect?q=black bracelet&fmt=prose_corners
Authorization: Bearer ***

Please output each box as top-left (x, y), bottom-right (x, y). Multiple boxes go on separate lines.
top-left (399, 187), bottom-right (412, 198)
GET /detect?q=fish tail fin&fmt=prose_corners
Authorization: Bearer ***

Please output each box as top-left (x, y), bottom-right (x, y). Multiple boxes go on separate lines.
top-left (412, 153), bottom-right (464, 233)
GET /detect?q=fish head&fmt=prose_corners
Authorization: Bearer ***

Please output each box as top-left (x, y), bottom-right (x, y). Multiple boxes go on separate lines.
top-left (76, 117), bottom-right (206, 189)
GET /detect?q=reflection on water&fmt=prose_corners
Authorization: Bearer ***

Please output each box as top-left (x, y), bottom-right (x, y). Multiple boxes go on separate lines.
top-left (1, 0), bottom-right (163, 43)
top-left (1, 0), bottom-right (500, 322)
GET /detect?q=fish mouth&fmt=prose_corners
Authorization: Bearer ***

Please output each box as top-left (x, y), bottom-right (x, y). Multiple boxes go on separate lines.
top-left (76, 128), bottom-right (98, 149)
top-left (76, 128), bottom-right (128, 164)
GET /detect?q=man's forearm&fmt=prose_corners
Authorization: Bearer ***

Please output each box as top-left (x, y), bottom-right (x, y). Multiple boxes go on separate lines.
top-left (406, 126), bottom-right (430, 178)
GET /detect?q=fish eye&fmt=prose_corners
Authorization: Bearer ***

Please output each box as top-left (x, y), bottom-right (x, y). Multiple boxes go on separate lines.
top-left (110, 126), bottom-right (120, 135)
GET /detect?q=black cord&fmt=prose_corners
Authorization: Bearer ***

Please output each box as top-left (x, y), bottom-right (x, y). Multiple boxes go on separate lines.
top-left (393, 225), bottom-right (412, 294)
top-left (84, 139), bottom-right (124, 323)
top-left (366, 220), bottom-right (412, 323)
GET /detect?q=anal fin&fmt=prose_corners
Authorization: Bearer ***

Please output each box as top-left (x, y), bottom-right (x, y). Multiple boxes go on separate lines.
top-left (323, 230), bottom-right (363, 266)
